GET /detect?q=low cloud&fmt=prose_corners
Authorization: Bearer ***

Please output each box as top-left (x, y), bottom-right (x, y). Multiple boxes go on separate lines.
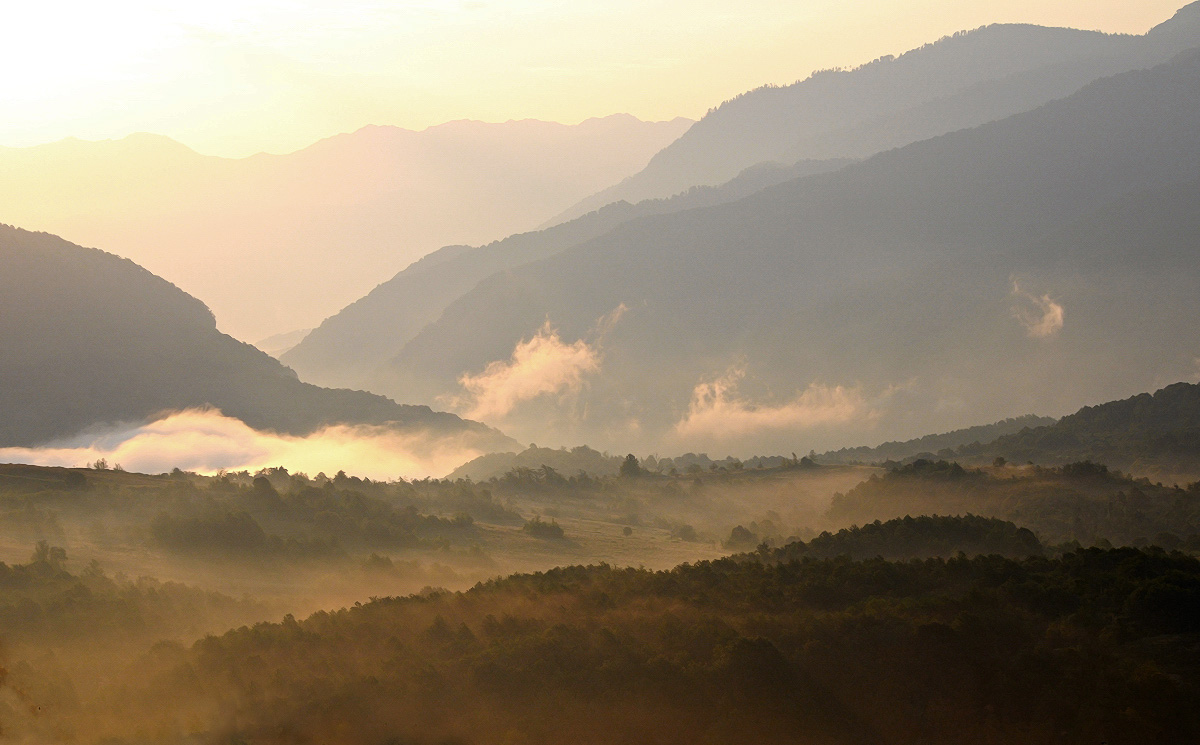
top-left (1011, 281), bottom-right (1064, 338)
top-left (452, 309), bottom-right (625, 422)
top-left (0, 409), bottom-right (485, 480)
top-left (674, 369), bottom-right (872, 441)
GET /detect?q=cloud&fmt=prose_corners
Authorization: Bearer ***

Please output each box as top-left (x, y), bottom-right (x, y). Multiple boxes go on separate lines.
top-left (0, 409), bottom-right (485, 480)
top-left (452, 309), bottom-right (626, 422)
top-left (1011, 280), bottom-right (1064, 338)
top-left (674, 369), bottom-right (872, 441)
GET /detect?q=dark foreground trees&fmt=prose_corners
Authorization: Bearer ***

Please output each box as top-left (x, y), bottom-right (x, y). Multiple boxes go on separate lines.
top-left (97, 545), bottom-right (1200, 745)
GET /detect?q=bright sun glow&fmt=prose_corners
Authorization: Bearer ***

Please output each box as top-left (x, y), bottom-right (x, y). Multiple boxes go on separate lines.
top-left (0, 0), bottom-right (1186, 156)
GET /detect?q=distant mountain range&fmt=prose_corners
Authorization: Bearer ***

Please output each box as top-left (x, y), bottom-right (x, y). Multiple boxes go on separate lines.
top-left (282, 156), bottom-right (852, 389)
top-left (0, 225), bottom-right (515, 453)
top-left (0, 115), bottom-right (691, 341)
top-left (282, 2), bottom-right (1200, 458)
top-left (362, 44), bottom-right (1200, 454)
top-left (549, 2), bottom-right (1200, 223)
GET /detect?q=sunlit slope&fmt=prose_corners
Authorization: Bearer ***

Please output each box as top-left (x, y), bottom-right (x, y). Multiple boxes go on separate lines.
top-left (283, 157), bottom-right (852, 389)
top-left (0, 116), bottom-right (691, 340)
top-left (376, 49), bottom-right (1200, 453)
top-left (0, 225), bottom-right (515, 450)
top-left (551, 2), bottom-right (1200, 224)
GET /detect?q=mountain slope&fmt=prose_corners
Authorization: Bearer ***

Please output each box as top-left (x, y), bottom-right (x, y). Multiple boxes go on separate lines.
top-left (282, 157), bottom-right (851, 389)
top-left (550, 2), bottom-right (1200, 223)
top-left (0, 115), bottom-right (691, 340)
top-left (372, 49), bottom-right (1200, 454)
top-left (0, 225), bottom-right (515, 452)
top-left (958, 382), bottom-right (1200, 478)
top-left (819, 415), bottom-right (1057, 465)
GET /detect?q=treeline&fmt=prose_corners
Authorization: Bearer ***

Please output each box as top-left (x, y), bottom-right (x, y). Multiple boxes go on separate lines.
top-left (954, 382), bottom-right (1200, 477)
top-left (829, 459), bottom-right (1200, 548)
top-left (738, 514), bottom-right (1044, 560)
top-left (0, 541), bottom-right (261, 647)
top-left (94, 542), bottom-right (1200, 745)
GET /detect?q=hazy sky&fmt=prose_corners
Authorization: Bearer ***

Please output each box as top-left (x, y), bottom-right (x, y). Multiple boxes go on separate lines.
top-left (2, 0), bottom-right (1186, 157)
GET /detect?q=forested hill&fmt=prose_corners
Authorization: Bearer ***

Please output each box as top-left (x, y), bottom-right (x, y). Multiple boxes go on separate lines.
top-left (102, 545), bottom-right (1200, 744)
top-left (959, 382), bottom-right (1200, 475)
top-left (0, 225), bottom-right (516, 450)
top-left (819, 414), bottom-right (1056, 464)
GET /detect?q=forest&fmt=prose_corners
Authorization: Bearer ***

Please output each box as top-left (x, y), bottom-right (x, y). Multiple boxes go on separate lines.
top-left (0, 448), bottom-right (1197, 742)
top-left (9, 542), bottom-right (1197, 744)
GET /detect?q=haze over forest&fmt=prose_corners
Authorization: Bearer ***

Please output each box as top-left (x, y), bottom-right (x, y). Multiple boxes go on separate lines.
top-left (2, 2), bottom-right (1200, 743)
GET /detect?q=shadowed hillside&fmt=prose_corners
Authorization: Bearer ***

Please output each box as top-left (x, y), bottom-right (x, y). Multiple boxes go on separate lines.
top-left (551, 2), bottom-right (1200, 222)
top-left (283, 157), bottom-right (851, 389)
top-left (370, 48), bottom-right (1200, 455)
top-left (957, 382), bottom-right (1200, 480)
top-left (0, 225), bottom-right (515, 452)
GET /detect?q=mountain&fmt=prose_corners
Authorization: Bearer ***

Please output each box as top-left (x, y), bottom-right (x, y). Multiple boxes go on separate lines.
top-left (549, 2), bottom-right (1200, 224)
top-left (365, 48), bottom-right (1200, 455)
top-left (818, 415), bottom-right (1058, 465)
top-left (0, 224), bottom-right (515, 453)
top-left (957, 382), bottom-right (1200, 479)
top-left (0, 115), bottom-right (691, 341)
top-left (255, 328), bottom-right (312, 359)
top-left (282, 156), bottom-right (851, 389)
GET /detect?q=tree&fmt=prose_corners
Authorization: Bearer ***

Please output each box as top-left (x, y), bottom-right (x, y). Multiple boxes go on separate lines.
top-left (619, 454), bottom-right (642, 478)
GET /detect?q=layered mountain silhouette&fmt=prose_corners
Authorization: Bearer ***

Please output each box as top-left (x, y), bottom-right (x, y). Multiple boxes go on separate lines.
top-left (287, 3), bottom-right (1200, 405)
top-left (0, 115), bottom-right (690, 341)
top-left (282, 157), bottom-right (852, 389)
top-left (360, 46), bottom-right (1200, 454)
top-left (0, 225), bottom-right (516, 452)
top-left (549, 2), bottom-right (1200, 224)
top-left (958, 382), bottom-right (1200, 478)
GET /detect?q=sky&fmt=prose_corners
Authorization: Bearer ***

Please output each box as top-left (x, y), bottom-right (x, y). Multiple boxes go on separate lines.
top-left (1, 0), bottom-right (1187, 157)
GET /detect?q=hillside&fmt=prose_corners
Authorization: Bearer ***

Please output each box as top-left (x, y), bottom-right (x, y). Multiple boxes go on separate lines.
top-left (284, 157), bottom-right (851, 389)
top-left (551, 2), bottom-right (1200, 222)
top-left (0, 115), bottom-right (691, 340)
top-left (367, 49), bottom-right (1200, 454)
top-left (827, 459), bottom-right (1200, 547)
top-left (93, 547), bottom-right (1200, 745)
top-left (958, 382), bottom-right (1200, 479)
top-left (819, 415), bottom-right (1057, 464)
top-left (0, 225), bottom-right (515, 453)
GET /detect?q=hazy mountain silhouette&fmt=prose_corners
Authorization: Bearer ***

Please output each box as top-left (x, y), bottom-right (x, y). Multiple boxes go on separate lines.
top-left (957, 382), bottom-right (1200, 478)
top-left (549, 2), bottom-right (1200, 225)
top-left (0, 225), bottom-right (516, 451)
top-left (282, 157), bottom-right (852, 389)
top-left (368, 48), bottom-right (1200, 454)
top-left (819, 415), bottom-right (1057, 465)
top-left (0, 115), bottom-right (691, 341)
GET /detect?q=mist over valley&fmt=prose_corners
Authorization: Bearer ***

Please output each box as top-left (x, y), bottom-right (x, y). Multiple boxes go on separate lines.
top-left (3, 3), bottom-right (1200, 743)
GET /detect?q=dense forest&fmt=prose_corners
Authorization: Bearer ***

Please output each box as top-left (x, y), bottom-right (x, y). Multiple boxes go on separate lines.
top-left (62, 543), bottom-right (1200, 745)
